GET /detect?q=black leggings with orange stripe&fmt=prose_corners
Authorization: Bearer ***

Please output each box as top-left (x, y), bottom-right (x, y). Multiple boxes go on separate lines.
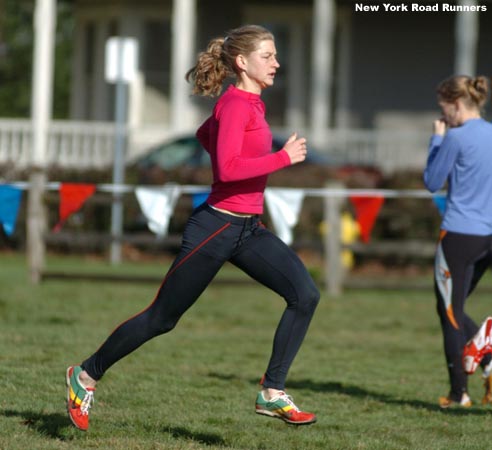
top-left (81, 203), bottom-right (320, 390)
top-left (434, 230), bottom-right (492, 400)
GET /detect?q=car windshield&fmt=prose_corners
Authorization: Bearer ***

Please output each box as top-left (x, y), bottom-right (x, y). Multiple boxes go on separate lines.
top-left (142, 137), bottom-right (206, 169)
top-left (137, 133), bottom-right (336, 172)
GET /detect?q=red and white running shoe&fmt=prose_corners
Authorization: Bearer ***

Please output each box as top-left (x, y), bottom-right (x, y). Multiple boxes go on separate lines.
top-left (463, 317), bottom-right (492, 375)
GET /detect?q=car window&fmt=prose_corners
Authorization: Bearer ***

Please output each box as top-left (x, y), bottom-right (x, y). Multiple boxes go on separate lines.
top-left (146, 137), bottom-right (202, 169)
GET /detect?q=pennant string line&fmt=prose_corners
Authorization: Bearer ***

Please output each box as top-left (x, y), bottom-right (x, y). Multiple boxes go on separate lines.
top-left (1, 182), bottom-right (446, 242)
top-left (4, 182), bottom-right (445, 199)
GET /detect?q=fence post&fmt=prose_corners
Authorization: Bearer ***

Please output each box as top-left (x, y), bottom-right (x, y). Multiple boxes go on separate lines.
top-left (323, 182), bottom-right (343, 296)
top-left (27, 169), bottom-right (46, 283)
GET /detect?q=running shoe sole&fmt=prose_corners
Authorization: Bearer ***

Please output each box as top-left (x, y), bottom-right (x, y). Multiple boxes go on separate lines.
top-left (255, 407), bottom-right (317, 425)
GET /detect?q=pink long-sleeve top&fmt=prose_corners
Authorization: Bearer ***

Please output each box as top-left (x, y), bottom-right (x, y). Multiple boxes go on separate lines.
top-left (196, 85), bottom-right (291, 214)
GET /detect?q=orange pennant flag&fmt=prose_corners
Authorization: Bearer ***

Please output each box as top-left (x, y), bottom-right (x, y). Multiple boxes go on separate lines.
top-left (349, 196), bottom-right (384, 243)
top-left (54, 183), bottom-right (96, 232)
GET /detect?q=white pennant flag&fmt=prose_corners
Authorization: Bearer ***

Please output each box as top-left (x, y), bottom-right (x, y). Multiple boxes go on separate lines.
top-left (264, 188), bottom-right (305, 245)
top-left (135, 184), bottom-right (181, 236)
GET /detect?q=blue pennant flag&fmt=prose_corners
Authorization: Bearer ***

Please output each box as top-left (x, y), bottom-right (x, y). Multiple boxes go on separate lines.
top-left (0, 185), bottom-right (23, 236)
top-left (192, 192), bottom-right (209, 209)
top-left (432, 195), bottom-right (447, 216)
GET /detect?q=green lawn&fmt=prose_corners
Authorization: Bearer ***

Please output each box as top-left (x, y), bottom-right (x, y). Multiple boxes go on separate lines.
top-left (1, 252), bottom-right (492, 449)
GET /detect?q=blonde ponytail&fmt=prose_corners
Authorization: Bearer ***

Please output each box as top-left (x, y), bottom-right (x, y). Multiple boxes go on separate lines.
top-left (186, 25), bottom-right (274, 97)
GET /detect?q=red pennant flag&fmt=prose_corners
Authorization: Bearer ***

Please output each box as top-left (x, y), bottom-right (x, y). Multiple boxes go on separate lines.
top-left (349, 196), bottom-right (384, 243)
top-left (54, 183), bottom-right (96, 232)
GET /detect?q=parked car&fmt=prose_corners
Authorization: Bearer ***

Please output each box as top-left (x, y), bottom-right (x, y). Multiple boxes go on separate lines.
top-left (131, 133), bottom-right (335, 170)
top-left (128, 133), bottom-right (381, 189)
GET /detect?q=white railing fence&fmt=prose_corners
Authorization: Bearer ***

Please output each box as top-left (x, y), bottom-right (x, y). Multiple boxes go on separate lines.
top-left (47, 121), bottom-right (117, 169)
top-left (0, 119), bottom-right (32, 168)
top-left (0, 119), bottom-right (431, 173)
top-left (323, 129), bottom-right (430, 173)
top-left (0, 119), bottom-right (118, 170)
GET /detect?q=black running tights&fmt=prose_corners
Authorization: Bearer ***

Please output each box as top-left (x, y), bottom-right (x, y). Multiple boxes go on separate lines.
top-left (434, 230), bottom-right (492, 400)
top-left (81, 203), bottom-right (320, 390)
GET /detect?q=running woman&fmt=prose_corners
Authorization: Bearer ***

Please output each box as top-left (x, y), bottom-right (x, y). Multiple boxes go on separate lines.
top-left (424, 75), bottom-right (492, 408)
top-left (66, 24), bottom-right (320, 430)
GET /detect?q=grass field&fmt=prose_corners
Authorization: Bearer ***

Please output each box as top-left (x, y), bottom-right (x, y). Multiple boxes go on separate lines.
top-left (2, 252), bottom-right (492, 449)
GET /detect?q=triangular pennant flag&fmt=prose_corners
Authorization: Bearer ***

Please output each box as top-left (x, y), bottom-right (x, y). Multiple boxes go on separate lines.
top-left (0, 185), bottom-right (23, 236)
top-left (349, 195), bottom-right (384, 243)
top-left (192, 192), bottom-right (210, 209)
top-left (432, 195), bottom-right (447, 216)
top-left (264, 188), bottom-right (305, 245)
top-left (135, 184), bottom-right (181, 237)
top-left (54, 183), bottom-right (96, 232)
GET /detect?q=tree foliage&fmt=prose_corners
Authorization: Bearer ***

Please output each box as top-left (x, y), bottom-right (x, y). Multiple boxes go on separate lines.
top-left (0, 0), bottom-right (73, 118)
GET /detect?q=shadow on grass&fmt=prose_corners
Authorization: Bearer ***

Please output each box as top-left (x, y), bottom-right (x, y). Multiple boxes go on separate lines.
top-left (2, 409), bottom-right (227, 446)
top-left (1, 409), bottom-right (73, 440)
top-left (162, 426), bottom-right (227, 447)
top-left (207, 372), bottom-right (242, 382)
top-left (206, 376), bottom-right (490, 417)
top-left (285, 379), bottom-right (492, 416)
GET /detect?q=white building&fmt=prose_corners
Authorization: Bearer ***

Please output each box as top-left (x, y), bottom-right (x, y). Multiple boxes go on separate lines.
top-left (68, 0), bottom-right (492, 163)
top-left (2, 0), bottom-right (492, 172)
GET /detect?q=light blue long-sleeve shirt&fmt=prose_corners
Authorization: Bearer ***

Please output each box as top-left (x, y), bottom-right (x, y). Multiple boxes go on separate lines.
top-left (423, 118), bottom-right (492, 235)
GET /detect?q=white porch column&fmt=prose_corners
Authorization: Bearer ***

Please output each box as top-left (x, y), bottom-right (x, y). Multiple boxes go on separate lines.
top-left (454, 0), bottom-right (479, 75)
top-left (310, 0), bottom-right (336, 145)
top-left (286, 23), bottom-right (305, 130)
top-left (31, 0), bottom-right (55, 168)
top-left (170, 0), bottom-right (197, 132)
